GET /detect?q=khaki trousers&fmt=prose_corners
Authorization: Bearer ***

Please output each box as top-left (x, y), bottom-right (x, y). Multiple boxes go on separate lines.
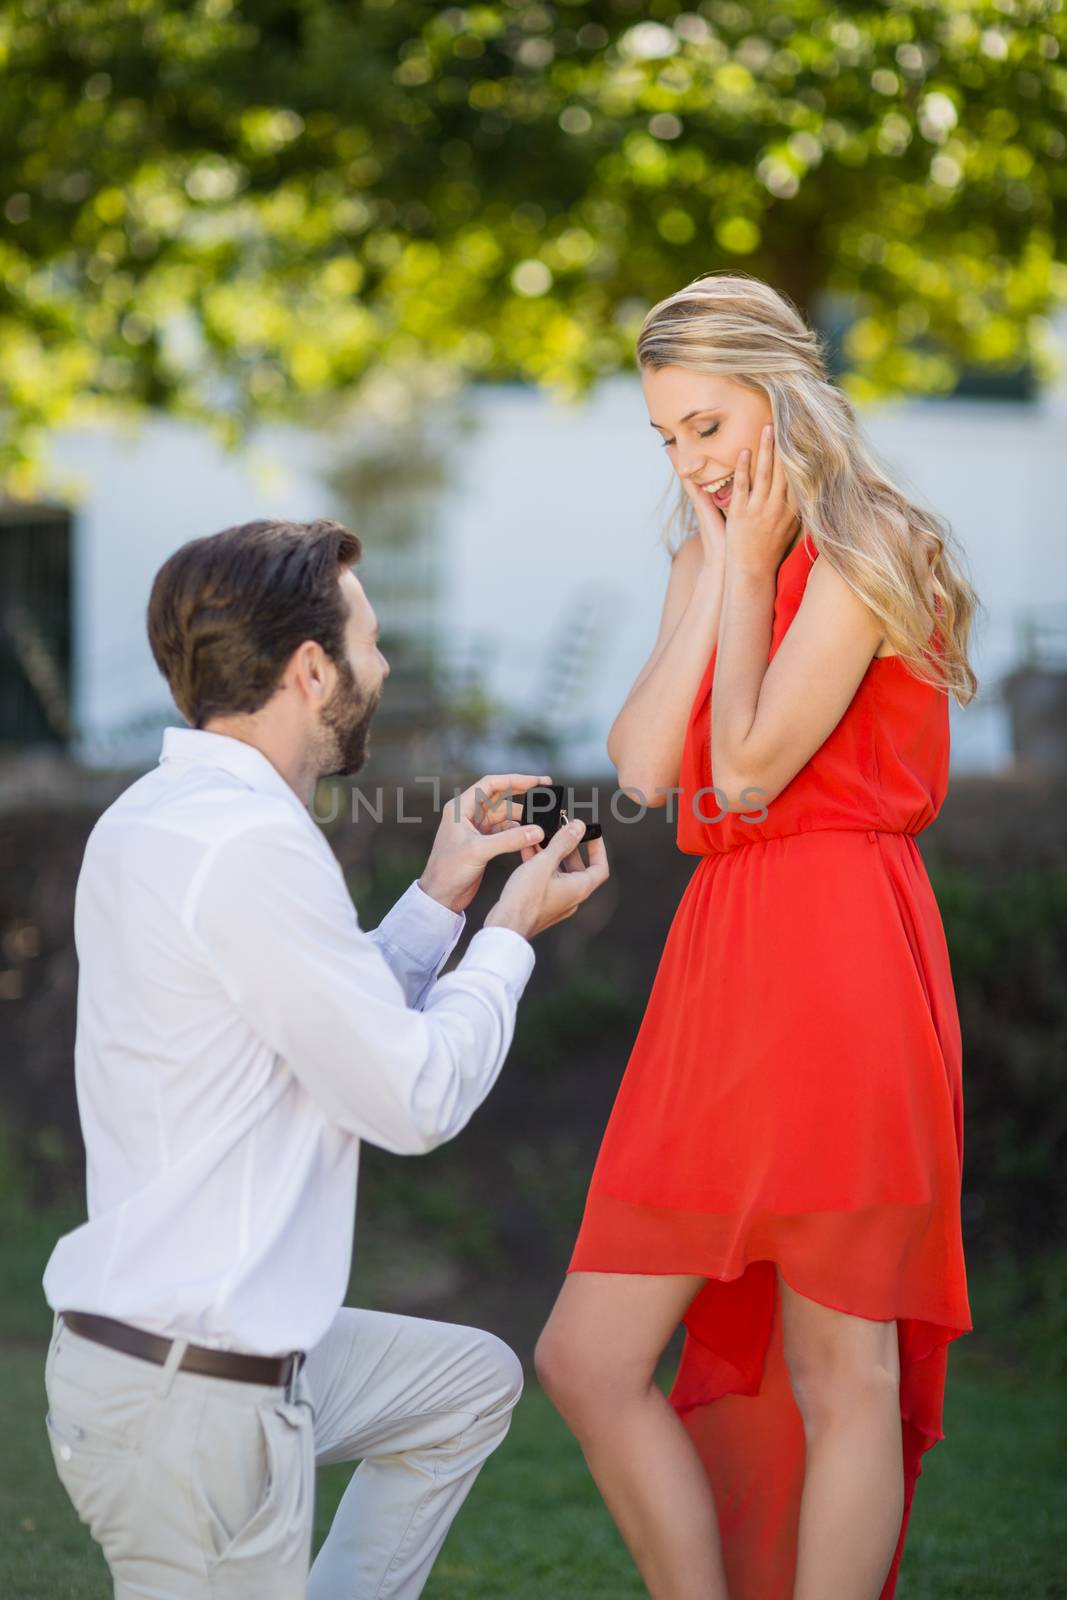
top-left (44, 1305), bottom-right (524, 1598)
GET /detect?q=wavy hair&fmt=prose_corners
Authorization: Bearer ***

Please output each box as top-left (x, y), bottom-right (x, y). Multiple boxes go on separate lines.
top-left (637, 273), bottom-right (981, 705)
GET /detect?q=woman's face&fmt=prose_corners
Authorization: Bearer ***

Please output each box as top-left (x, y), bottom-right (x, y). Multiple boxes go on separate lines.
top-left (641, 365), bottom-right (773, 516)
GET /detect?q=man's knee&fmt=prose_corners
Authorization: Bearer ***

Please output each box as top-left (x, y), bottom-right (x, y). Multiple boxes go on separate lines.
top-left (435, 1329), bottom-right (523, 1465)
top-left (472, 1329), bottom-right (524, 1422)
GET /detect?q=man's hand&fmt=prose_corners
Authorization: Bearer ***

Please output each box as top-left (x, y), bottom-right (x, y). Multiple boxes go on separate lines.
top-left (484, 818), bottom-right (609, 940)
top-left (417, 773), bottom-right (553, 914)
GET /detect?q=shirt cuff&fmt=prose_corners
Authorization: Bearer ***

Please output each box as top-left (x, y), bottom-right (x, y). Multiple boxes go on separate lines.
top-left (373, 879), bottom-right (466, 971)
top-left (459, 926), bottom-right (536, 1004)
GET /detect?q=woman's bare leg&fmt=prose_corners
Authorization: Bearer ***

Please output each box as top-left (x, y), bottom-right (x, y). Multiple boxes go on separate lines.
top-left (778, 1269), bottom-right (904, 1600)
top-left (535, 1271), bottom-right (729, 1600)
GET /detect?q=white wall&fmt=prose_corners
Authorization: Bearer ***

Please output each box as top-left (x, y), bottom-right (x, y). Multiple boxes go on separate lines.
top-left (437, 379), bottom-right (1067, 774)
top-left (51, 418), bottom-right (332, 751)
top-left (44, 366), bottom-right (1067, 776)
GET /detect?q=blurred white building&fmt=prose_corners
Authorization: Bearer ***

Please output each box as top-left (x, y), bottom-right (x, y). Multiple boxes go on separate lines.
top-left (5, 324), bottom-right (1067, 781)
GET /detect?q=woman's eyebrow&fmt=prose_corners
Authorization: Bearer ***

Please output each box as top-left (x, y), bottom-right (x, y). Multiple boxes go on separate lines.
top-left (649, 408), bottom-right (723, 430)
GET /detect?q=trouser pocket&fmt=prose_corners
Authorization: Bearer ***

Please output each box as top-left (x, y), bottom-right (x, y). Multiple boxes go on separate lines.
top-left (45, 1329), bottom-right (315, 1598)
top-left (191, 1390), bottom-right (315, 1586)
top-left (45, 1384), bottom-right (150, 1562)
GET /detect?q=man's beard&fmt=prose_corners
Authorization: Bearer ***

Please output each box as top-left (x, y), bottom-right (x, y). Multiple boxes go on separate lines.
top-left (318, 657), bottom-right (379, 778)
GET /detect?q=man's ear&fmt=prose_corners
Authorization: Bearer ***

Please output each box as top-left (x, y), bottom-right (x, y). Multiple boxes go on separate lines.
top-left (309, 646), bottom-right (326, 695)
top-left (288, 639), bottom-right (329, 701)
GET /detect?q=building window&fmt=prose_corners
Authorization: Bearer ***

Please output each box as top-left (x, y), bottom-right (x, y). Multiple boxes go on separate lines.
top-left (0, 503), bottom-right (74, 749)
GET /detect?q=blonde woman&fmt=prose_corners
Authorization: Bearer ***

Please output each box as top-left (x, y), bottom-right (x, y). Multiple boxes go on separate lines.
top-left (534, 273), bottom-right (979, 1600)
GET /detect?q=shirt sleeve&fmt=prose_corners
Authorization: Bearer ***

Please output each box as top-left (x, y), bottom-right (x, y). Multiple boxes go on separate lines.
top-left (368, 879), bottom-right (467, 1011)
top-left (185, 817), bottom-right (535, 1156)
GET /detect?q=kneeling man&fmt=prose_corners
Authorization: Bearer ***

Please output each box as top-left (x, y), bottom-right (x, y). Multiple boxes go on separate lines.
top-left (42, 516), bottom-right (607, 1598)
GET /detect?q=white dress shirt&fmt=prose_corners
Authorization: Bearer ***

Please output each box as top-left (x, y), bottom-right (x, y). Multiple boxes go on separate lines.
top-left (43, 726), bottom-right (536, 1355)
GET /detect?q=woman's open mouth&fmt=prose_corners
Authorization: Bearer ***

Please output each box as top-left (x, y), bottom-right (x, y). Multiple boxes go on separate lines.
top-left (703, 473), bottom-right (734, 507)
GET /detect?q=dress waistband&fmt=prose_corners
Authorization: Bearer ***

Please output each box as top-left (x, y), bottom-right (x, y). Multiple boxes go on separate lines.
top-left (692, 825), bottom-right (913, 856)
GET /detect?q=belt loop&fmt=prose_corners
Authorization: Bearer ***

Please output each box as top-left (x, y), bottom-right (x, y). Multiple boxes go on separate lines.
top-left (867, 829), bottom-right (878, 843)
top-left (285, 1352), bottom-right (304, 1405)
top-left (155, 1336), bottom-right (189, 1398)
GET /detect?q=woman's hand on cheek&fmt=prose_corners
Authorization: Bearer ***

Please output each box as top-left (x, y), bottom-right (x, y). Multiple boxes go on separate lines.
top-left (725, 424), bottom-right (799, 577)
top-left (681, 473), bottom-right (727, 569)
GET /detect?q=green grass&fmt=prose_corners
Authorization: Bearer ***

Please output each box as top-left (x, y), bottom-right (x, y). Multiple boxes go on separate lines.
top-left (386, 1350), bottom-right (1067, 1600)
top-left (3, 1152), bottom-right (1065, 1599)
top-left (4, 1340), bottom-right (1065, 1600)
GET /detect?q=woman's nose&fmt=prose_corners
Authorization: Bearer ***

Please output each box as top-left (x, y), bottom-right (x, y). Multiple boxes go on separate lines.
top-left (675, 446), bottom-right (707, 480)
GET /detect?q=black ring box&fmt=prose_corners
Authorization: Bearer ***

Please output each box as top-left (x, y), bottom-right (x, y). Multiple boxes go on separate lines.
top-left (517, 784), bottom-right (603, 848)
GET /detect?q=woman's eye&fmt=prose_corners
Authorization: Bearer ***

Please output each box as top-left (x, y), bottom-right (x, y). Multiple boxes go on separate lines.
top-left (660, 437), bottom-right (675, 449)
top-left (699, 424), bottom-right (719, 438)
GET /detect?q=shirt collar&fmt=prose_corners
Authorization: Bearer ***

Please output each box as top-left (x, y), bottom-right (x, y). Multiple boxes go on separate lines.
top-left (159, 726), bottom-right (311, 821)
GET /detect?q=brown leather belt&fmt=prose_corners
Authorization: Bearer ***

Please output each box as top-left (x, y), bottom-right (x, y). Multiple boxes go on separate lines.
top-left (60, 1311), bottom-right (305, 1396)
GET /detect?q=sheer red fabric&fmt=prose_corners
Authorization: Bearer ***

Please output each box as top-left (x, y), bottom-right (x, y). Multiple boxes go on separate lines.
top-left (567, 530), bottom-right (971, 1600)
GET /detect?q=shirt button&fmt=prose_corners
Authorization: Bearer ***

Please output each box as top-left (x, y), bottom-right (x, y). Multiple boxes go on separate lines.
top-left (59, 1444), bottom-right (72, 1461)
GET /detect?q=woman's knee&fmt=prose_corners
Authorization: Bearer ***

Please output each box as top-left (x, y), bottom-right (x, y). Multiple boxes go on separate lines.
top-left (534, 1312), bottom-right (614, 1407)
top-left (785, 1345), bottom-right (900, 1434)
top-left (533, 1320), bottom-right (576, 1406)
top-left (534, 1321), bottom-right (648, 1428)
top-left (535, 1272), bottom-right (697, 1427)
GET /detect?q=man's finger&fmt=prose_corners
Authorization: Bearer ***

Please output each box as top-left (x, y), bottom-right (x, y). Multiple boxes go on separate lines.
top-left (576, 834), bottom-right (610, 886)
top-left (555, 832), bottom-right (609, 890)
top-left (463, 773), bottom-right (552, 806)
top-left (485, 816), bottom-right (528, 835)
top-left (483, 823), bottom-right (545, 858)
top-left (456, 773), bottom-right (553, 821)
top-left (543, 819), bottom-right (586, 867)
top-left (482, 799), bottom-right (530, 828)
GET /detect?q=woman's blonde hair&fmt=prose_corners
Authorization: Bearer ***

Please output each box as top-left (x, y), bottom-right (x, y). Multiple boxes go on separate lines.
top-left (637, 272), bottom-right (981, 706)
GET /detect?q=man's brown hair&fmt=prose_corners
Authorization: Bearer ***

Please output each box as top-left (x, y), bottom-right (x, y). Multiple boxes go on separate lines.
top-left (147, 518), bottom-right (364, 727)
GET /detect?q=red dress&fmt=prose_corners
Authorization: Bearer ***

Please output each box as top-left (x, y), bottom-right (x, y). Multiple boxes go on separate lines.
top-left (567, 529), bottom-right (971, 1600)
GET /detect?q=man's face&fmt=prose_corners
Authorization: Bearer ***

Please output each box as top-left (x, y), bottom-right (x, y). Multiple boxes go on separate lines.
top-left (316, 571), bottom-right (389, 779)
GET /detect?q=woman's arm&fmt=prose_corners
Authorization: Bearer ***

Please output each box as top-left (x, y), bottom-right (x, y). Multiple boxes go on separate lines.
top-left (607, 535), bottom-right (725, 807)
top-left (712, 430), bottom-right (884, 811)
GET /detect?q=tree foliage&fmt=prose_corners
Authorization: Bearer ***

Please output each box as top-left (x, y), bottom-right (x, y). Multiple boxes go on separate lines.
top-left (1, 0), bottom-right (1065, 487)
